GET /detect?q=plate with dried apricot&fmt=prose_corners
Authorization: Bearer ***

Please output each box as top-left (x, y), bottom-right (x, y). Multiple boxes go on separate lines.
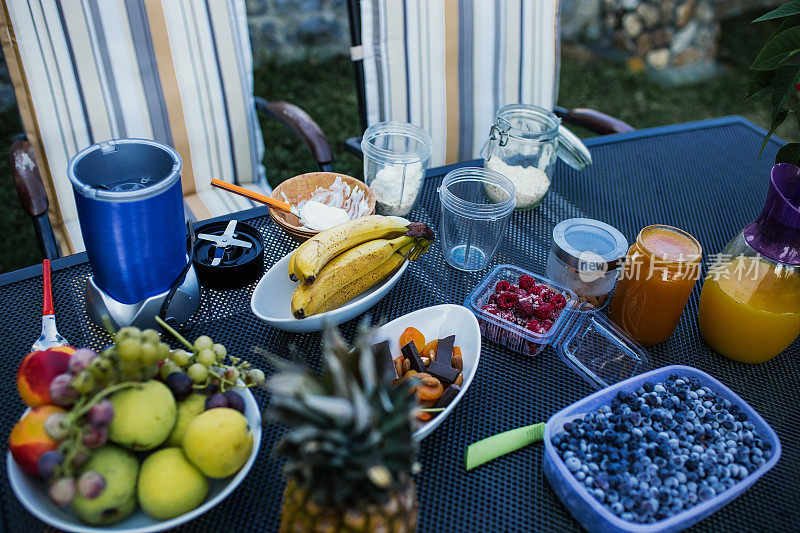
top-left (370, 304), bottom-right (481, 440)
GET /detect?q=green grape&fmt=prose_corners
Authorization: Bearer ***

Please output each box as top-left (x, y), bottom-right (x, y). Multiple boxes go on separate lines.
top-left (157, 342), bottom-right (171, 360)
top-left (197, 349), bottom-right (216, 367)
top-left (140, 329), bottom-right (160, 345)
top-left (248, 369), bottom-right (266, 385)
top-left (116, 326), bottom-right (141, 341)
top-left (193, 335), bottom-right (214, 352)
top-left (140, 365), bottom-right (159, 381)
top-left (212, 343), bottom-right (227, 362)
top-left (117, 339), bottom-right (142, 364)
top-left (159, 360), bottom-right (181, 380)
top-left (101, 346), bottom-right (117, 359)
top-left (70, 372), bottom-right (95, 395)
top-left (119, 361), bottom-right (140, 381)
top-left (187, 363), bottom-right (209, 384)
top-left (171, 349), bottom-right (190, 367)
top-left (140, 343), bottom-right (161, 366)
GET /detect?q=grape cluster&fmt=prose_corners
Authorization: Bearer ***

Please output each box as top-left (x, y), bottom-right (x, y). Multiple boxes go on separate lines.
top-left (156, 324), bottom-right (266, 400)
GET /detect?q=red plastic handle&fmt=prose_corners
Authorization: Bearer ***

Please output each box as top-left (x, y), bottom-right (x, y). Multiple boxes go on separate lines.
top-left (42, 259), bottom-right (54, 316)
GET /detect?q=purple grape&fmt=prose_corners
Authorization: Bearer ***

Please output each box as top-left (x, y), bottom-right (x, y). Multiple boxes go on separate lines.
top-left (44, 413), bottom-right (70, 440)
top-left (205, 393), bottom-right (228, 410)
top-left (82, 426), bottom-right (108, 449)
top-left (48, 477), bottom-right (76, 507)
top-left (37, 451), bottom-right (64, 479)
top-left (77, 471), bottom-right (106, 499)
top-left (165, 372), bottom-right (194, 402)
top-left (223, 391), bottom-right (245, 413)
top-left (49, 373), bottom-right (78, 406)
top-left (68, 348), bottom-right (97, 374)
top-left (87, 400), bottom-right (114, 427)
top-left (71, 451), bottom-right (89, 468)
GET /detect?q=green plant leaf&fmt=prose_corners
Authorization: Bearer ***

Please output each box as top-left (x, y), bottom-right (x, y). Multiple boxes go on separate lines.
top-left (771, 64), bottom-right (800, 114)
top-left (745, 70), bottom-right (776, 101)
top-left (753, 1), bottom-right (800, 22)
top-left (760, 108), bottom-right (790, 156)
top-left (751, 27), bottom-right (800, 70)
top-left (775, 142), bottom-right (800, 165)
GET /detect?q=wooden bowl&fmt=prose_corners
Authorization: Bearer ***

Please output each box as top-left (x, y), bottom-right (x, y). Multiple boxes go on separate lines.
top-left (269, 172), bottom-right (375, 242)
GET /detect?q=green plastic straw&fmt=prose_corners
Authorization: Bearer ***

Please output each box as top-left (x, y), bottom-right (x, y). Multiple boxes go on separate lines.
top-left (464, 422), bottom-right (546, 471)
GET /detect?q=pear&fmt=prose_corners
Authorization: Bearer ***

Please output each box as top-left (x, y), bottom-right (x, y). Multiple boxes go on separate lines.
top-left (137, 448), bottom-right (208, 519)
top-left (71, 445), bottom-right (138, 525)
top-left (109, 380), bottom-right (176, 450)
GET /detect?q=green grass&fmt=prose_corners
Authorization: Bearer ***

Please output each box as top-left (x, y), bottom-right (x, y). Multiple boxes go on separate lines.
top-left (0, 10), bottom-right (789, 273)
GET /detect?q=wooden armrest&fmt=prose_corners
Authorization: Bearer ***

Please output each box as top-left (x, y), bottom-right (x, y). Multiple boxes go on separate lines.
top-left (556, 107), bottom-right (635, 135)
top-left (10, 140), bottom-right (48, 217)
top-left (255, 97), bottom-right (333, 169)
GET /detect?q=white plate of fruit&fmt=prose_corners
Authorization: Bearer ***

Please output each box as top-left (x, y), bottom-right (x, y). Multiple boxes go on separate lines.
top-left (7, 326), bottom-right (263, 533)
top-left (370, 304), bottom-right (481, 440)
top-left (251, 215), bottom-right (435, 333)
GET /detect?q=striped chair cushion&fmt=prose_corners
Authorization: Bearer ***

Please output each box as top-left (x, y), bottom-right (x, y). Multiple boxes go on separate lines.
top-left (0, 0), bottom-right (265, 254)
top-left (359, 0), bottom-right (559, 166)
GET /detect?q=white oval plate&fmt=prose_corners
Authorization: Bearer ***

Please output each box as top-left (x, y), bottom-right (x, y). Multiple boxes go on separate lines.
top-left (371, 304), bottom-right (481, 440)
top-left (251, 250), bottom-right (408, 333)
top-left (7, 388), bottom-right (262, 533)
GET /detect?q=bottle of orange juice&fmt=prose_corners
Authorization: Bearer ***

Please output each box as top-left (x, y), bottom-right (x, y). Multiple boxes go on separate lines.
top-left (698, 163), bottom-right (800, 363)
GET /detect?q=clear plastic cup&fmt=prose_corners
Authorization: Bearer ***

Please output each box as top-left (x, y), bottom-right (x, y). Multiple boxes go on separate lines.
top-left (439, 167), bottom-right (516, 271)
top-left (361, 122), bottom-right (432, 216)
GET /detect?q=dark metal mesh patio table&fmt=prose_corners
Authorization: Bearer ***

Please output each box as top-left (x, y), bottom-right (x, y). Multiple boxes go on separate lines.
top-left (0, 116), bottom-right (797, 532)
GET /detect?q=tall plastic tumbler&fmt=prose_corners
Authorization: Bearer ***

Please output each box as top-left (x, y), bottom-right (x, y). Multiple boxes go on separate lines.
top-left (439, 167), bottom-right (516, 271)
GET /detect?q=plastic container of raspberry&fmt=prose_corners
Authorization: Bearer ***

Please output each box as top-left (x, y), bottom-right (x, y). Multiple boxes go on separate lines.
top-left (464, 264), bottom-right (650, 389)
top-left (543, 365), bottom-right (782, 533)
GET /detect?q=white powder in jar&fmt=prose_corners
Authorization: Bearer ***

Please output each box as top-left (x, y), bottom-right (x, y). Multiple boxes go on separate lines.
top-left (369, 162), bottom-right (424, 216)
top-left (485, 156), bottom-right (551, 208)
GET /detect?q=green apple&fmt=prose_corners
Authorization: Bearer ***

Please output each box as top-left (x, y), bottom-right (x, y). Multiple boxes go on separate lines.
top-left (109, 380), bottom-right (176, 450)
top-left (71, 445), bottom-right (138, 525)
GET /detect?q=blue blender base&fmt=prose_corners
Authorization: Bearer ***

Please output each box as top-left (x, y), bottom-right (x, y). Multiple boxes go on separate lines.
top-left (85, 265), bottom-right (200, 330)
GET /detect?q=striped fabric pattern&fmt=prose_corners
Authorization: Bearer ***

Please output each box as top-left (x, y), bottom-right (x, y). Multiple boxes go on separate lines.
top-left (359, 0), bottom-right (560, 166)
top-left (0, 0), bottom-right (265, 254)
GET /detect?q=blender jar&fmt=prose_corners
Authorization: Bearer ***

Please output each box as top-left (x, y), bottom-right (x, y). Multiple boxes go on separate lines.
top-left (481, 104), bottom-right (592, 210)
top-left (361, 121), bottom-right (432, 216)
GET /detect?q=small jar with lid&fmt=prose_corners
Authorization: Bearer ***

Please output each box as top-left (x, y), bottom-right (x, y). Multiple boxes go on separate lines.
top-left (545, 218), bottom-right (628, 309)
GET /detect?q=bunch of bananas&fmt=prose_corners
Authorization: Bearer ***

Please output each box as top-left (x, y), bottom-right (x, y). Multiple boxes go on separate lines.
top-left (289, 215), bottom-right (434, 319)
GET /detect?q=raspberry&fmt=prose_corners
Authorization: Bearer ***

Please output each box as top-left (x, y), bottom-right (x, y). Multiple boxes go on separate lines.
top-left (488, 293), bottom-right (498, 304)
top-left (516, 300), bottom-right (535, 318)
top-left (499, 310), bottom-right (516, 322)
top-left (551, 293), bottom-right (567, 309)
top-left (495, 280), bottom-right (512, 292)
top-left (515, 288), bottom-right (529, 299)
top-left (481, 304), bottom-right (500, 316)
top-left (519, 274), bottom-right (536, 292)
top-left (497, 292), bottom-right (519, 310)
top-left (541, 319), bottom-right (554, 331)
top-left (533, 302), bottom-right (555, 320)
top-left (539, 289), bottom-right (553, 302)
top-left (528, 285), bottom-right (545, 296)
top-left (526, 319), bottom-right (540, 332)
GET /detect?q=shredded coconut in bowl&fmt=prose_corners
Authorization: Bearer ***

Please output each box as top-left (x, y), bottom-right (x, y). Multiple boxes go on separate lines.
top-left (282, 175), bottom-right (371, 231)
top-left (485, 156), bottom-right (551, 209)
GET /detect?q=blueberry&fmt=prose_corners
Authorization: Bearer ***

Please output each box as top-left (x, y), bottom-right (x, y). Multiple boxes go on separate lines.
top-left (698, 486), bottom-right (716, 501)
top-left (643, 381), bottom-right (654, 393)
top-left (565, 457), bottom-right (581, 473)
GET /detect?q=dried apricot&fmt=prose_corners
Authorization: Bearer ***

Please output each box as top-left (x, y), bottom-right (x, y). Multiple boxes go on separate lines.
top-left (415, 373), bottom-right (444, 401)
top-left (421, 339), bottom-right (438, 360)
top-left (399, 327), bottom-right (425, 352)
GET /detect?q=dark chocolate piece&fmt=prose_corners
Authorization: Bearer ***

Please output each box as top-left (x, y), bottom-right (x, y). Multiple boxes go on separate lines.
top-left (434, 384), bottom-right (461, 409)
top-left (427, 335), bottom-right (460, 383)
top-left (372, 341), bottom-right (397, 379)
top-left (401, 341), bottom-right (426, 372)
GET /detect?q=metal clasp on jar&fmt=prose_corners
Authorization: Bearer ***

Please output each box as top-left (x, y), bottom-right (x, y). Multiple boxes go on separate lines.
top-left (480, 116), bottom-right (513, 161)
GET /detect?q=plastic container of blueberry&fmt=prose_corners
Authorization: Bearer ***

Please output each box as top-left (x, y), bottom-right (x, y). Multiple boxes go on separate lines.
top-left (464, 264), bottom-right (650, 389)
top-left (543, 365), bottom-right (781, 533)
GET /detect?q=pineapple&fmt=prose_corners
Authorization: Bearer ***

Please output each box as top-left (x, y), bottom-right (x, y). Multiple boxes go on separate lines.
top-left (266, 323), bottom-right (420, 533)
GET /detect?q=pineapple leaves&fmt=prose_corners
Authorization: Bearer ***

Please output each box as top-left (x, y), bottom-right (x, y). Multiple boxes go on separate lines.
top-left (753, 1), bottom-right (800, 23)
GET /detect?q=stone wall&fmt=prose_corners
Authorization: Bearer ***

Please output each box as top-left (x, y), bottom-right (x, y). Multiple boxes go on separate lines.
top-left (245, 0), bottom-right (350, 61)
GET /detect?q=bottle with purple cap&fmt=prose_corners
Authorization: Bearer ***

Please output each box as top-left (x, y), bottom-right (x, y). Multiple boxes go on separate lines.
top-left (698, 163), bottom-right (800, 364)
